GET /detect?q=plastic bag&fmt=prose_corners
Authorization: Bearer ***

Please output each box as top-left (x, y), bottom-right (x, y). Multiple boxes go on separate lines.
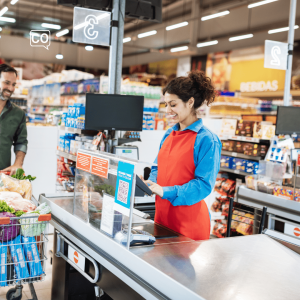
top-left (0, 174), bottom-right (32, 200)
top-left (20, 203), bottom-right (51, 237)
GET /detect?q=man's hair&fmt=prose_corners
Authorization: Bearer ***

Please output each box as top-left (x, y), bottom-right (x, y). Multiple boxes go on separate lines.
top-left (0, 64), bottom-right (18, 77)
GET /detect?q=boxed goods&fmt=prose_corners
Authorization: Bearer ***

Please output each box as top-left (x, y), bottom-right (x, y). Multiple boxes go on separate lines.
top-left (254, 123), bottom-right (276, 140)
top-left (235, 120), bottom-right (255, 137)
top-left (220, 119), bottom-right (237, 136)
top-left (222, 140), bottom-right (236, 152)
top-left (232, 158), bottom-right (246, 171)
top-left (220, 156), bottom-right (233, 169)
top-left (235, 141), bottom-right (244, 153)
top-left (273, 186), bottom-right (300, 201)
top-left (245, 161), bottom-right (259, 174)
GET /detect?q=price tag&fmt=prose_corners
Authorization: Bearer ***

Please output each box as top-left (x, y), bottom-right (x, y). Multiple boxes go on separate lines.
top-left (234, 170), bottom-right (239, 174)
top-left (232, 152), bottom-right (237, 157)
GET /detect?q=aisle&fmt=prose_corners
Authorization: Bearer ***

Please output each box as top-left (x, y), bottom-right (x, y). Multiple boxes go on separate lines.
top-left (0, 235), bottom-right (53, 300)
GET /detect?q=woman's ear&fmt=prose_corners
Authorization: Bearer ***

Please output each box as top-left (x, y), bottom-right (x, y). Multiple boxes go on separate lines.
top-left (188, 97), bottom-right (195, 108)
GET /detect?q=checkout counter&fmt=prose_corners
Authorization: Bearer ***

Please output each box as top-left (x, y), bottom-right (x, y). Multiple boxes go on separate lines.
top-left (41, 149), bottom-right (300, 300)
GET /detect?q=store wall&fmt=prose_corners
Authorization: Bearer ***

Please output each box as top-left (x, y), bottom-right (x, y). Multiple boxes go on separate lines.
top-left (177, 56), bottom-right (191, 77)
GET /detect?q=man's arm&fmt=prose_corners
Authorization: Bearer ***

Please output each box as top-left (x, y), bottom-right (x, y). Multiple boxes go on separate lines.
top-left (2, 151), bottom-right (26, 175)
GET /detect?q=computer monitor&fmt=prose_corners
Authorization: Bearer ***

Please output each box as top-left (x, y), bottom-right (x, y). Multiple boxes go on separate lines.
top-left (85, 93), bottom-right (144, 131)
top-left (276, 106), bottom-right (300, 135)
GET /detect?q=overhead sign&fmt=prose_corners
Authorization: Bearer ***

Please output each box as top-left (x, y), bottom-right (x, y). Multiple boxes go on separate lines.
top-left (264, 40), bottom-right (288, 70)
top-left (284, 223), bottom-right (300, 239)
top-left (73, 7), bottom-right (111, 46)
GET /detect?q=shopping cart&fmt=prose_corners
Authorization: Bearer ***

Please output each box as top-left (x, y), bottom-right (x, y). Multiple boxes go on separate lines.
top-left (0, 213), bottom-right (51, 300)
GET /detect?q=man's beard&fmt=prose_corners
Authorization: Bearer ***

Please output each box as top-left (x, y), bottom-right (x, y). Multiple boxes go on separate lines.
top-left (0, 89), bottom-right (12, 101)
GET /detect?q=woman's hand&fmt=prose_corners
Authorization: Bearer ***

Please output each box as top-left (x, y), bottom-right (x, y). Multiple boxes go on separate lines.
top-left (144, 180), bottom-right (164, 198)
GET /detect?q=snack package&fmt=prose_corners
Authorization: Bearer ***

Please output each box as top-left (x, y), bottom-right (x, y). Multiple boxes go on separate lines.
top-left (8, 235), bottom-right (29, 280)
top-left (0, 241), bottom-right (8, 287)
top-left (212, 220), bottom-right (227, 238)
top-left (21, 236), bottom-right (43, 277)
top-left (20, 203), bottom-right (51, 237)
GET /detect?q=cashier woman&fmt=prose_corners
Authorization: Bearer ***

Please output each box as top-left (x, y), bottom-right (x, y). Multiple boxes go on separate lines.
top-left (145, 71), bottom-right (221, 240)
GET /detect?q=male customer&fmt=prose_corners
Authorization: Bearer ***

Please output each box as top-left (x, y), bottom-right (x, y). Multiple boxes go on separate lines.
top-left (0, 64), bottom-right (27, 174)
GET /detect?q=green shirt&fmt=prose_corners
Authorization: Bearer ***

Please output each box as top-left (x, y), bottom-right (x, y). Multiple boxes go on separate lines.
top-left (0, 100), bottom-right (28, 170)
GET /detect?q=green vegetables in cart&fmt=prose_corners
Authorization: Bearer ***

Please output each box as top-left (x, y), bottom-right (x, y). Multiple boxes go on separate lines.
top-left (0, 200), bottom-right (25, 216)
top-left (11, 168), bottom-right (36, 182)
top-left (94, 184), bottom-right (115, 197)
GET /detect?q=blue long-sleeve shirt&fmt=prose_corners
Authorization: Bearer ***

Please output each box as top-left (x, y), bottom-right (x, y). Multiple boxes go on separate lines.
top-left (149, 119), bottom-right (222, 206)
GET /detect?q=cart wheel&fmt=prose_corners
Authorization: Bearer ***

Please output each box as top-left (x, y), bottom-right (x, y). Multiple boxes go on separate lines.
top-left (6, 288), bottom-right (22, 300)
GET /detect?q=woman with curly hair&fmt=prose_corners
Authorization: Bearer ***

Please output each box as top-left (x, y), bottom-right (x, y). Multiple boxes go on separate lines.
top-left (145, 70), bottom-right (222, 240)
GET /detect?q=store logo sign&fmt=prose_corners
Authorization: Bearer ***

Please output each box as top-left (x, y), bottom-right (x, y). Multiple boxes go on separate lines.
top-left (73, 7), bottom-right (111, 46)
top-left (30, 30), bottom-right (50, 50)
top-left (264, 40), bottom-right (288, 70)
top-left (240, 80), bottom-right (278, 92)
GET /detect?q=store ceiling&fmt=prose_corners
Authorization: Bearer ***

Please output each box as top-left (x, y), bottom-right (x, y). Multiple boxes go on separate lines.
top-left (1, 0), bottom-right (300, 66)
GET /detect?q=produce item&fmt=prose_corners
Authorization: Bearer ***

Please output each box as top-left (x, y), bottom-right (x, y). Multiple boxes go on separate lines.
top-left (11, 168), bottom-right (36, 182)
top-left (0, 241), bottom-right (8, 286)
top-left (8, 235), bottom-right (30, 280)
top-left (20, 203), bottom-right (51, 237)
top-left (0, 212), bottom-right (20, 242)
top-left (0, 192), bottom-right (36, 212)
top-left (22, 236), bottom-right (43, 277)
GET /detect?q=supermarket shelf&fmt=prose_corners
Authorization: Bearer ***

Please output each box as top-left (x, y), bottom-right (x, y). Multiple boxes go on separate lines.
top-left (31, 103), bottom-right (69, 107)
top-left (240, 90), bottom-right (300, 98)
top-left (56, 150), bottom-right (77, 161)
top-left (219, 135), bottom-right (270, 143)
top-left (59, 126), bottom-right (82, 134)
top-left (221, 150), bottom-right (262, 161)
top-left (237, 186), bottom-right (300, 222)
top-left (30, 111), bottom-right (47, 115)
top-left (220, 167), bottom-right (250, 176)
top-left (212, 102), bottom-right (258, 108)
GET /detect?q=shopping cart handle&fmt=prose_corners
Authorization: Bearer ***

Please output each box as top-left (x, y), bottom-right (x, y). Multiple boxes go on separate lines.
top-left (38, 214), bottom-right (51, 221)
top-left (0, 217), bottom-right (10, 225)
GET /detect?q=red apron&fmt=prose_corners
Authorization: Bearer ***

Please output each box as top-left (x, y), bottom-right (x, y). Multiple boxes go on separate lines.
top-left (155, 129), bottom-right (210, 240)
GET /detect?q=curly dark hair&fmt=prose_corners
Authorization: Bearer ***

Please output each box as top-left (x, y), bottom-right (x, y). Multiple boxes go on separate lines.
top-left (0, 64), bottom-right (18, 77)
top-left (162, 70), bottom-right (216, 110)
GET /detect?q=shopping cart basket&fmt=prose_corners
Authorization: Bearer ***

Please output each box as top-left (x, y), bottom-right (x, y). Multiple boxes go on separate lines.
top-left (0, 213), bottom-right (51, 300)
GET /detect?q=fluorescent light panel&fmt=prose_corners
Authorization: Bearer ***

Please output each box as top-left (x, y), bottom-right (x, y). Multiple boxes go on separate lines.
top-left (166, 21), bottom-right (188, 31)
top-left (170, 46), bottom-right (188, 53)
top-left (41, 23), bottom-right (61, 30)
top-left (197, 40), bottom-right (218, 47)
top-left (248, 0), bottom-right (278, 8)
top-left (56, 29), bottom-right (69, 37)
top-left (10, 0), bottom-right (19, 5)
top-left (123, 37), bottom-right (131, 43)
top-left (0, 7), bottom-right (8, 17)
top-left (74, 13), bottom-right (110, 30)
top-left (268, 25), bottom-right (299, 34)
top-left (0, 17), bottom-right (15, 23)
top-left (229, 34), bottom-right (253, 41)
top-left (56, 54), bottom-right (63, 59)
top-left (138, 30), bottom-right (157, 38)
top-left (85, 45), bottom-right (93, 51)
top-left (201, 10), bottom-right (229, 21)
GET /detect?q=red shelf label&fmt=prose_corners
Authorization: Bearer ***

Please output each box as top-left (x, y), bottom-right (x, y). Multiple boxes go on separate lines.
top-left (91, 156), bottom-right (109, 179)
top-left (77, 152), bottom-right (92, 172)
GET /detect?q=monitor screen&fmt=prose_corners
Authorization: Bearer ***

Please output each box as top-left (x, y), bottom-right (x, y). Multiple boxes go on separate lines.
top-left (114, 146), bottom-right (139, 160)
top-left (276, 106), bottom-right (300, 135)
top-left (85, 93), bottom-right (144, 131)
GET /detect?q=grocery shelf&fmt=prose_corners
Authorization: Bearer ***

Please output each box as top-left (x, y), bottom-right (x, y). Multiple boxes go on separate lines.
top-left (219, 135), bottom-right (269, 143)
top-left (56, 150), bottom-right (77, 161)
top-left (31, 103), bottom-right (69, 107)
top-left (212, 102), bottom-right (258, 108)
top-left (30, 111), bottom-right (47, 115)
top-left (221, 150), bottom-right (262, 161)
top-left (240, 90), bottom-right (300, 98)
top-left (219, 167), bottom-right (250, 176)
top-left (59, 126), bottom-right (82, 134)
top-left (237, 186), bottom-right (300, 222)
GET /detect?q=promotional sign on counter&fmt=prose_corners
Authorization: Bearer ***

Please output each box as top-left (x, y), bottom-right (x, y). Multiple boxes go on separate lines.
top-left (114, 161), bottom-right (134, 217)
top-left (100, 193), bottom-right (115, 237)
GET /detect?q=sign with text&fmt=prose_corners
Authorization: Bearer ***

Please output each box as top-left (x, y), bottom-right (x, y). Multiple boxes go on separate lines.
top-left (114, 161), bottom-right (134, 217)
top-left (76, 152), bottom-right (91, 172)
top-left (91, 156), bottom-right (109, 178)
top-left (73, 7), bottom-right (111, 46)
top-left (264, 40), bottom-right (288, 70)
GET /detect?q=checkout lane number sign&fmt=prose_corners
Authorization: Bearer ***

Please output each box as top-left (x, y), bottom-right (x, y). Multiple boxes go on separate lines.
top-left (68, 245), bottom-right (86, 271)
top-left (264, 40), bottom-right (288, 70)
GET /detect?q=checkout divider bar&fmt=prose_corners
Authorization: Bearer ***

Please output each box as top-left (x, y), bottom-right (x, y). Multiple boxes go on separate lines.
top-left (56, 231), bottom-right (100, 284)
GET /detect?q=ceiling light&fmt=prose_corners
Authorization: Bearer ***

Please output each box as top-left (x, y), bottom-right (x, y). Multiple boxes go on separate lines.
top-left (170, 46), bottom-right (188, 53)
top-left (74, 13), bottom-right (110, 30)
top-left (248, 0), bottom-right (278, 8)
top-left (166, 21), bottom-right (188, 31)
top-left (56, 54), bottom-right (63, 59)
top-left (43, 17), bottom-right (60, 23)
top-left (138, 30), bottom-right (157, 38)
top-left (123, 37), bottom-right (131, 43)
top-left (0, 17), bottom-right (15, 23)
top-left (10, 0), bottom-right (19, 5)
top-left (42, 23), bottom-right (61, 30)
top-left (197, 40), bottom-right (218, 47)
top-left (56, 29), bottom-right (69, 37)
top-left (201, 10), bottom-right (230, 21)
top-left (85, 45), bottom-right (93, 51)
top-left (229, 34), bottom-right (253, 41)
top-left (268, 25), bottom-right (299, 34)
top-left (0, 7), bottom-right (8, 17)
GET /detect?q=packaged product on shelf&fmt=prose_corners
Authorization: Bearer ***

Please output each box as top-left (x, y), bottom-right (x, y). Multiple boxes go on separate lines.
top-left (245, 175), bottom-right (259, 190)
top-left (235, 141), bottom-right (244, 153)
top-left (0, 241), bottom-right (7, 286)
top-left (245, 161), bottom-right (259, 174)
top-left (220, 119), bottom-right (237, 136)
top-left (273, 186), bottom-right (300, 201)
top-left (82, 79), bottom-right (100, 93)
top-left (214, 178), bottom-right (236, 196)
top-left (8, 235), bottom-right (30, 280)
top-left (235, 120), bottom-right (254, 137)
top-left (232, 158), bottom-right (246, 171)
top-left (254, 123), bottom-right (275, 140)
top-left (62, 82), bottom-right (79, 95)
top-left (222, 140), bottom-right (236, 152)
top-left (212, 220), bottom-right (227, 238)
top-left (220, 156), bottom-right (233, 169)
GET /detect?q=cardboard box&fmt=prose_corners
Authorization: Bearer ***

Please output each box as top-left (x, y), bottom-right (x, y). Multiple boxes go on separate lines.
top-left (245, 161), bottom-right (259, 174)
top-left (222, 141), bottom-right (236, 152)
top-left (232, 158), bottom-right (246, 171)
top-left (236, 120), bottom-right (255, 137)
top-left (221, 156), bottom-right (234, 169)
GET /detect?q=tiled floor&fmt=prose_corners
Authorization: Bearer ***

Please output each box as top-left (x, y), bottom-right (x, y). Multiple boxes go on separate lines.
top-left (0, 235), bottom-right (54, 300)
